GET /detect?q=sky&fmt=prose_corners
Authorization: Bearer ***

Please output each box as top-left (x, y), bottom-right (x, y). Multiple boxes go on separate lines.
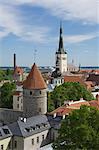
top-left (0, 0), bottom-right (99, 67)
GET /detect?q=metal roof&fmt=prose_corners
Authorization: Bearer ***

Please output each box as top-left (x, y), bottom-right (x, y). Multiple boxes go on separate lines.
top-left (0, 125), bottom-right (12, 140)
top-left (8, 115), bottom-right (51, 138)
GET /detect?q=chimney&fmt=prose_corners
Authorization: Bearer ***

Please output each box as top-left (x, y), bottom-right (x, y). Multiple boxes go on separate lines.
top-left (19, 117), bottom-right (27, 122)
top-left (14, 53), bottom-right (16, 70)
top-left (63, 115), bottom-right (65, 119)
top-left (53, 113), bottom-right (56, 118)
top-left (80, 98), bottom-right (83, 101)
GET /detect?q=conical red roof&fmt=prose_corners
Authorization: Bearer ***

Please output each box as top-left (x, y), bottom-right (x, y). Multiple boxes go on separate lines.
top-left (23, 63), bottom-right (47, 90)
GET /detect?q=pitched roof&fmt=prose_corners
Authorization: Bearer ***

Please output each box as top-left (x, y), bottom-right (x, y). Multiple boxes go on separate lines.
top-left (50, 106), bottom-right (74, 116)
top-left (23, 63), bottom-right (47, 90)
top-left (64, 75), bottom-right (85, 85)
top-left (8, 115), bottom-right (50, 137)
top-left (86, 74), bottom-right (99, 85)
top-left (89, 100), bottom-right (99, 109)
top-left (69, 101), bottom-right (90, 108)
top-left (50, 100), bottom-right (90, 116)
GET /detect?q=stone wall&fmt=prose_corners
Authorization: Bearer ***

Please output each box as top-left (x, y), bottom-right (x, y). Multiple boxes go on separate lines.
top-left (23, 89), bottom-right (47, 118)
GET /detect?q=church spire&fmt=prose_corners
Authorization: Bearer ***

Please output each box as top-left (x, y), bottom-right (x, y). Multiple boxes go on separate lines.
top-left (58, 22), bottom-right (66, 54)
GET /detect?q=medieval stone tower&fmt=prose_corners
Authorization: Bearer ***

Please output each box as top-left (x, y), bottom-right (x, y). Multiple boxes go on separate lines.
top-left (23, 63), bottom-right (47, 117)
top-left (56, 23), bottom-right (67, 74)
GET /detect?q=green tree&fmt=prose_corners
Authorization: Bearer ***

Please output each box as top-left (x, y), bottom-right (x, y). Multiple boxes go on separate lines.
top-left (0, 82), bottom-right (16, 108)
top-left (49, 82), bottom-right (94, 109)
top-left (0, 70), bottom-right (6, 81)
top-left (47, 92), bottom-right (55, 112)
top-left (0, 69), bottom-right (13, 81)
top-left (53, 105), bottom-right (99, 150)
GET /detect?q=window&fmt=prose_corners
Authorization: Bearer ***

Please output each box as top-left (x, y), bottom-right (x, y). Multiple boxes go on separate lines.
top-left (32, 138), bottom-right (34, 145)
top-left (17, 104), bottom-right (19, 108)
top-left (42, 134), bottom-right (44, 140)
top-left (14, 141), bottom-right (17, 148)
top-left (17, 97), bottom-right (19, 101)
top-left (1, 145), bottom-right (3, 150)
top-left (39, 108), bottom-right (41, 112)
top-left (30, 91), bottom-right (32, 95)
top-left (37, 137), bottom-right (39, 143)
top-left (39, 91), bottom-right (41, 94)
top-left (3, 128), bottom-right (10, 134)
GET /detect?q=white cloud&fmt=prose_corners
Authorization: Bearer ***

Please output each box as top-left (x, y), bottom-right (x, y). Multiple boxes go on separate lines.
top-left (0, 0), bottom-right (98, 43)
top-left (0, 3), bottom-right (50, 43)
top-left (0, 30), bottom-right (9, 39)
top-left (63, 33), bottom-right (98, 43)
top-left (2, 0), bottom-right (98, 24)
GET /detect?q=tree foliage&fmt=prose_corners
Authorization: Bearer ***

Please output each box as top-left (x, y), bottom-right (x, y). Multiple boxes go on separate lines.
top-left (49, 82), bottom-right (94, 109)
top-left (0, 82), bottom-right (16, 108)
top-left (53, 105), bottom-right (99, 150)
top-left (0, 69), bottom-right (13, 81)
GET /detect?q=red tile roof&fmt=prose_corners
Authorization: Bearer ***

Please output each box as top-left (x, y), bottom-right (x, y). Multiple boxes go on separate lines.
top-left (13, 66), bottom-right (24, 75)
top-left (84, 81), bottom-right (94, 90)
top-left (64, 76), bottom-right (84, 84)
top-left (23, 63), bottom-right (47, 90)
top-left (50, 100), bottom-right (99, 116)
top-left (89, 100), bottom-right (99, 109)
top-left (50, 106), bottom-right (74, 116)
top-left (68, 101), bottom-right (90, 108)
top-left (86, 74), bottom-right (99, 85)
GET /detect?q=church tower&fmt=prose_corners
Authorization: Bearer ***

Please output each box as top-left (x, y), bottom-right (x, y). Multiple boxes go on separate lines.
top-left (56, 23), bottom-right (67, 74)
top-left (23, 63), bottom-right (47, 117)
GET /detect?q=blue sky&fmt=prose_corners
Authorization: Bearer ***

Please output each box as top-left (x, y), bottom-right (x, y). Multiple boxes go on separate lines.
top-left (0, 0), bottom-right (99, 67)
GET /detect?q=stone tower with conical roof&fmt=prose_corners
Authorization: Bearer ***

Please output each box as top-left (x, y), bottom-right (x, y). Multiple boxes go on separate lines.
top-left (56, 23), bottom-right (67, 74)
top-left (23, 63), bottom-right (47, 117)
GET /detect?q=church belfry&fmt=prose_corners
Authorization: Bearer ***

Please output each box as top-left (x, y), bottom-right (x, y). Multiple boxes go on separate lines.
top-left (55, 23), bottom-right (67, 74)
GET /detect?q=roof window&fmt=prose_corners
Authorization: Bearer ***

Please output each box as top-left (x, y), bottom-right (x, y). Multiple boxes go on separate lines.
top-left (3, 128), bottom-right (10, 134)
